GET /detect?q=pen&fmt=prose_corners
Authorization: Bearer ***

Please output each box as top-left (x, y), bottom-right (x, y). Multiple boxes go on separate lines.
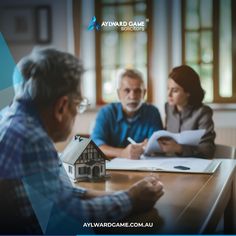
top-left (174, 165), bottom-right (190, 170)
top-left (127, 137), bottom-right (137, 144)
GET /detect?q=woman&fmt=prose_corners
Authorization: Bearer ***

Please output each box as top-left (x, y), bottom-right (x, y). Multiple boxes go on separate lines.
top-left (159, 65), bottom-right (215, 158)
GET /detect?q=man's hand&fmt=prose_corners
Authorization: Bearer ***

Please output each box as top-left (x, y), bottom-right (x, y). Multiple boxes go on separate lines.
top-left (128, 176), bottom-right (164, 213)
top-left (158, 138), bottom-right (183, 155)
top-left (121, 140), bottom-right (147, 159)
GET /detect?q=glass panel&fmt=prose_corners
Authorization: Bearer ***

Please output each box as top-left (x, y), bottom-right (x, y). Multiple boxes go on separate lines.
top-left (186, 0), bottom-right (199, 30)
top-left (102, 6), bottom-right (116, 20)
top-left (102, 0), bottom-right (135, 3)
top-left (134, 32), bottom-right (147, 65)
top-left (117, 5), bottom-right (133, 21)
top-left (101, 31), bottom-right (118, 66)
top-left (135, 2), bottom-right (146, 13)
top-left (133, 14), bottom-right (146, 23)
top-left (119, 32), bottom-right (135, 67)
top-left (102, 68), bottom-right (118, 103)
top-left (219, 0), bottom-right (232, 97)
top-left (102, 7), bottom-right (116, 31)
top-left (186, 64), bottom-right (213, 102)
top-left (200, 0), bottom-right (212, 28)
top-left (102, 0), bottom-right (116, 3)
top-left (185, 32), bottom-right (199, 62)
top-left (114, 0), bottom-right (134, 3)
top-left (200, 64), bottom-right (213, 102)
top-left (187, 63), bottom-right (200, 75)
top-left (200, 31), bottom-right (212, 63)
top-left (134, 65), bottom-right (147, 89)
top-left (82, 70), bottom-right (96, 105)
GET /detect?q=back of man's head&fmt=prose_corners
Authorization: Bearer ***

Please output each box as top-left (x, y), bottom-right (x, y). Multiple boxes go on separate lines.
top-left (18, 48), bottom-right (83, 108)
top-left (13, 56), bottom-right (34, 97)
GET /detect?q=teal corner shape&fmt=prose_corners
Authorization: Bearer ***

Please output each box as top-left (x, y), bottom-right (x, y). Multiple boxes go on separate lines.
top-left (0, 33), bottom-right (23, 92)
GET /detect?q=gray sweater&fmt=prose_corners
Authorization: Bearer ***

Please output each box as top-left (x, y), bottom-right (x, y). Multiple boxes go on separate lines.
top-left (165, 103), bottom-right (216, 158)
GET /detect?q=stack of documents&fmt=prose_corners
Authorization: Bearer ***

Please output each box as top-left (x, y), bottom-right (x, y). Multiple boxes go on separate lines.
top-left (106, 156), bottom-right (220, 174)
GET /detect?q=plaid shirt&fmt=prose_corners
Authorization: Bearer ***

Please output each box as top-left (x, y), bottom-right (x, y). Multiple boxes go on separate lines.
top-left (0, 99), bottom-right (132, 234)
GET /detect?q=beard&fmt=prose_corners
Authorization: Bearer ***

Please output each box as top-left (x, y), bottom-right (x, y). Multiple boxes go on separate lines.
top-left (125, 99), bottom-right (144, 112)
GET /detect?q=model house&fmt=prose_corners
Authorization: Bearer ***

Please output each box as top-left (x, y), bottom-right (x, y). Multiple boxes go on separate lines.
top-left (61, 135), bottom-right (108, 182)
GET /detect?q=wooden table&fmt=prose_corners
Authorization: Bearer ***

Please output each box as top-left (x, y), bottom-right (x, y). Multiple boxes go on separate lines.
top-left (77, 159), bottom-right (236, 234)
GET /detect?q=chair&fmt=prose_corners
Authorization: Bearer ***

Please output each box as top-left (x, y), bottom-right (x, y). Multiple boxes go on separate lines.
top-left (213, 144), bottom-right (236, 159)
top-left (213, 144), bottom-right (236, 234)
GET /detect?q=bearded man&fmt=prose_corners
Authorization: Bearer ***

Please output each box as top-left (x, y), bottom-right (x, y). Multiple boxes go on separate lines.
top-left (91, 69), bottom-right (163, 159)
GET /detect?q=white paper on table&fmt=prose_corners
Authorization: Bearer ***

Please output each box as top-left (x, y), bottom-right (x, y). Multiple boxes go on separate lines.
top-left (106, 156), bottom-right (220, 174)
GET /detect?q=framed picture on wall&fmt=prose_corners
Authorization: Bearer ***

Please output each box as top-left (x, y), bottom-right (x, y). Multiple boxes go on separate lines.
top-left (0, 7), bottom-right (35, 43)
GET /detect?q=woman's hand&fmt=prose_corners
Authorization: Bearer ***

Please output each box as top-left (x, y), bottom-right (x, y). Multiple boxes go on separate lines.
top-left (158, 138), bottom-right (183, 155)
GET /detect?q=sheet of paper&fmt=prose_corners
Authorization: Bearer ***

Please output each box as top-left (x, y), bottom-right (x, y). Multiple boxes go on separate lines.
top-left (106, 157), bottom-right (220, 174)
top-left (144, 129), bottom-right (206, 155)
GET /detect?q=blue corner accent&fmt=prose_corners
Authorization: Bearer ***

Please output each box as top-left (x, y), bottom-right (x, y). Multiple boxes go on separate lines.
top-left (22, 172), bottom-right (93, 235)
top-left (22, 180), bottom-right (53, 234)
top-left (0, 33), bottom-right (19, 92)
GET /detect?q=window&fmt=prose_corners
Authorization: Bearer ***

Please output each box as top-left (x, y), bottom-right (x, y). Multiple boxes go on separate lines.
top-left (73, 0), bottom-right (152, 105)
top-left (182, 0), bottom-right (236, 103)
top-left (78, 166), bottom-right (86, 175)
top-left (68, 165), bottom-right (73, 174)
top-left (87, 167), bottom-right (91, 175)
top-left (94, 152), bottom-right (99, 160)
top-left (95, 0), bottom-right (152, 104)
top-left (78, 167), bottom-right (82, 175)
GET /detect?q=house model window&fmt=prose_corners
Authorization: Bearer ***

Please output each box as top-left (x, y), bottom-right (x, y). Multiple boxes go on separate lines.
top-left (68, 165), bottom-right (73, 174)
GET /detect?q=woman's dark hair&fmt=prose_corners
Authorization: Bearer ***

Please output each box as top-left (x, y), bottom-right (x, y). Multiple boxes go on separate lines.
top-left (169, 65), bottom-right (205, 106)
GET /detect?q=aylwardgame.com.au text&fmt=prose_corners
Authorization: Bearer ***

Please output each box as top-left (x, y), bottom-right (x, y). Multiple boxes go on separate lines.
top-left (83, 222), bottom-right (153, 228)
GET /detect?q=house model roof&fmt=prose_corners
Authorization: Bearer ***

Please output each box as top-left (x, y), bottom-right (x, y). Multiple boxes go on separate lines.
top-left (60, 135), bottom-right (107, 165)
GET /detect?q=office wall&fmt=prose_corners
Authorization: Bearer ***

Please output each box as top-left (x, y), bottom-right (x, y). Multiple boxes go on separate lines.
top-left (213, 110), bottom-right (236, 146)
top-left (0, 0), bottom-right (72, 61)
top-left (0, 0), bottom-right (73, 109)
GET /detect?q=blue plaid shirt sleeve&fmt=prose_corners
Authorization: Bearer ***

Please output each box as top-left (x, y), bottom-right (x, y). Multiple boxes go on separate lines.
top-left (0, 101), bottom-right (133, 233)
top-left (58, 156), bottom-right (133, 221)
top-left (81, 191), bottom-right (132, 222)
top-left (20, 136), bottom-right (133, 223)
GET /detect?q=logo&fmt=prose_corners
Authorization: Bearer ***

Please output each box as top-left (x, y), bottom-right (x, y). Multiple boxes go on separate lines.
top-left (87, 16), bottom-right (101, 31)
top-left (88, 16), bottom-right (148, 32)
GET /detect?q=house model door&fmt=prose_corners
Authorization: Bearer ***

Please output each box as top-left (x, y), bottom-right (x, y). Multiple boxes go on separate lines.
top-left (92, 166), bottom-right (100, 178)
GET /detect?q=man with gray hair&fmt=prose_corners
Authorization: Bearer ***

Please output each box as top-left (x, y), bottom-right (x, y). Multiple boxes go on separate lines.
top-left (92, 69), bottom-right (163, 159)
top-left (0, 49), bottom-right (164, 234)
top-left (0, 55), bottom-right (33, 120)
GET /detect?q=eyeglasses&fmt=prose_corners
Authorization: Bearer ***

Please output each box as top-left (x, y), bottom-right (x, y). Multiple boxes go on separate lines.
top-left (73, 97), bottom-right (90, 114)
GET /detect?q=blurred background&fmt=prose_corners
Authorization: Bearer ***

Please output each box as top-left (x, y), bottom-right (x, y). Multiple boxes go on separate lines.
top-left (0, 0), bottom-right (235, 148)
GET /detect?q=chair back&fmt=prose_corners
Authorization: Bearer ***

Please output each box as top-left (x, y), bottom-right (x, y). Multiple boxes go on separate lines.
top-left (214, 144), bottom-right (236, 159)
